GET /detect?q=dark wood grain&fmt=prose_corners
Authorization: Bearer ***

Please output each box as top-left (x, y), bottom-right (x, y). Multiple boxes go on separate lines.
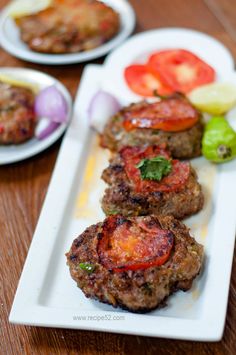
top-left (0, 0), bottom-right (236, 354)
top-left (205, 0), bottom-right (236, 46)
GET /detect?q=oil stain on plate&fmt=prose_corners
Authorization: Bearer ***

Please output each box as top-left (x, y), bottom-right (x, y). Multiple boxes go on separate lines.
top-left (75, 135), bottom-right (110, 219)
top-left (186, 158), bottom-right (217, 244)
top-left (75, 141), bottom-right (217, 245)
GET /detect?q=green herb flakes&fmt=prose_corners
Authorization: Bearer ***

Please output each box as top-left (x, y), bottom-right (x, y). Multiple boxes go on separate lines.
top-left (79, 262), bottom-right (95, 273)
top-left (136, 156), bottom-right (172, 181)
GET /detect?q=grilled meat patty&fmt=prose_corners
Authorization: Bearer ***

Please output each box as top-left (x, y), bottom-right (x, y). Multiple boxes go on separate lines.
top-left (101, 98), bottom-right (203, 159)
top-left (101, 146), bottom-right (204, 219)
top-left (16, 0), bottom-right (120, 54)
top-left (66, 215), bottom-right (204, 313)
top-left (0, 82), bottom-right (36, 144)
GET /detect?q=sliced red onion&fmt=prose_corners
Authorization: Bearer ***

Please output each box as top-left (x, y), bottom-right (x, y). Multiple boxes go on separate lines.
top-left (35, 117), bottom-right (60, 140)
top-left (35, 85), bottom-right (68, 123)
top-left (88, 90), bottom-right (121, 133)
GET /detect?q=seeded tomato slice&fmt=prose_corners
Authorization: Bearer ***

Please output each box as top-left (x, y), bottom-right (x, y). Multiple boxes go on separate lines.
top-left (124, 64), bottom-right (172, 97)
top-left (123, 97), bottom-right (199, 132)
top-left (98, 216), bottom-right (174, 272)
top-left (148, 49), bottom-right (215, 93)
top-left (120, 145), bottom-right (190, 193)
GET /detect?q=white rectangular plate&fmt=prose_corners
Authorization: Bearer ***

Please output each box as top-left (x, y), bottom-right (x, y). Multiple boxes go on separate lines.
top-left (9, 65), bottom-right (236, 341)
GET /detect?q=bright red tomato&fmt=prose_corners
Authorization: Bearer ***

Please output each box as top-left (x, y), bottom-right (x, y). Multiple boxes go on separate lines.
top-left (97, 215), bottom-right (174, 272)
top-left (120, 145), bottom-right (190, 193)
top-left (122, 96), bottom-right (200, 132)
top-left (148, 49), bottom-right (215, 93)
top-left (124, 64), bottom-right (172, 97)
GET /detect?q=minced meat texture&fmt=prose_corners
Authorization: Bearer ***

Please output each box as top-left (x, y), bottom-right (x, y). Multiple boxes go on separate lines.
top-left (0, 82), bottom-right (36, 144)
top-left (66, 215), bottom-right (204, 313)
top-left (101, 147), bottom-right (204, 219)
top-left (101, 99), bottom-right (203, 159)
top-left (15, 0), bottom-right (120, 54)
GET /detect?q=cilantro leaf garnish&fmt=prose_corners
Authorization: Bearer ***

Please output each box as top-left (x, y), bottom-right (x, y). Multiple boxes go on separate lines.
top-left (136, 156), bottom-right (172, 181)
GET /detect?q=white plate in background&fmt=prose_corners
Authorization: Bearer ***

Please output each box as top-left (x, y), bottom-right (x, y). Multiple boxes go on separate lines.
top-left (9, 65), bottom-right (236, 341)
top-left (102, 28), bottom-right (235, 103)
top-left (0, 0), bottom-right (135, 65)
top-left (0, 68), bottom-right (72, 164)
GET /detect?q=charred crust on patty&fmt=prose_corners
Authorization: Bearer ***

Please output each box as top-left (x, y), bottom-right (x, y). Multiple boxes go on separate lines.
top-left (0, 82), bottom-right (36, 144)
top-left (101, 149), bottom-right (204, 219)
top-left (66, 215), bottom-right (204, 313)
top-left (16, 0), bottom-right (120, 54)
top-left (101, 100), bottom-right (203, 159)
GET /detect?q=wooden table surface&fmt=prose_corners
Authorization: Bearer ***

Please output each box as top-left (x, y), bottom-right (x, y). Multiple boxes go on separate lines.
top-left (1, 0), bottom-right (236, 354)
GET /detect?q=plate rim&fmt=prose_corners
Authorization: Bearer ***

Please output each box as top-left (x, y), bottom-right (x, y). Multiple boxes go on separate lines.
top-left (0, 67), bottom-right (72, 164)
top-left (104, 27), bottom-right (235, 66)
top-left (102, 27), bottom-right (235, 102)
top-left (0, 0), bottom-right (136, 65)
top-left (9, 64), bottom-right (236, 341)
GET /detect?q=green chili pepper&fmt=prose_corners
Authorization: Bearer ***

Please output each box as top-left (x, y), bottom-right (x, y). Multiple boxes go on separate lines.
top-left (79, 262), bottom-right (95, 273)
top-left (202, 116), bottom-right (236, 163)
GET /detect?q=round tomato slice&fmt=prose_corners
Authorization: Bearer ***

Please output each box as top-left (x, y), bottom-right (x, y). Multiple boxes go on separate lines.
top-left (124, 64), bottom-right (172, 97)
top-left (120, 145), bottom-right (190, 193)
top-left (148, 49), bottom-right (215, 93)
top-left (123, 96), bottom-right (199, 132)
top-left (98, 215), bottom-right (174, 272)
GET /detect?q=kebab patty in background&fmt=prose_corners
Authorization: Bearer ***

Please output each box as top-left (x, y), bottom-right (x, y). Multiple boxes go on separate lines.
top-left (15, 0), bottom-right (120, 54)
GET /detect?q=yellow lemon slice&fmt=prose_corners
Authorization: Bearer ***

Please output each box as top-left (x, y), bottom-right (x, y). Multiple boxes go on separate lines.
top-left (0, 73), bottom-right (39, 93)
top-left (188, 82), bottom-right (236, 115)
top-left (7, 0), bottom-right (52, 19)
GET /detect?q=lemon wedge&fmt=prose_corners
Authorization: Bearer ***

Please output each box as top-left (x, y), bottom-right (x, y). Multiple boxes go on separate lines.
top-left (188, 82), bottom-right (236, 115)
top-left (7, 0), bottom-right (52, 18)
top-left (0, 73), bottom-right (39, 93)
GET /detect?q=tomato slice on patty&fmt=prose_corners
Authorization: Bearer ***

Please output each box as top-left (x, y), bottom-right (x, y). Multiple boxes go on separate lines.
top-left (148, 49), bottom-right (215, 93)
top-left (120, 145), bottom-right (190, 193)
top-left (123, 96), bottom-right (199, 132)
top-left (124, 64), bottom-right (172, 97)
top-left (98, 215), bottom-right (174, 272)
